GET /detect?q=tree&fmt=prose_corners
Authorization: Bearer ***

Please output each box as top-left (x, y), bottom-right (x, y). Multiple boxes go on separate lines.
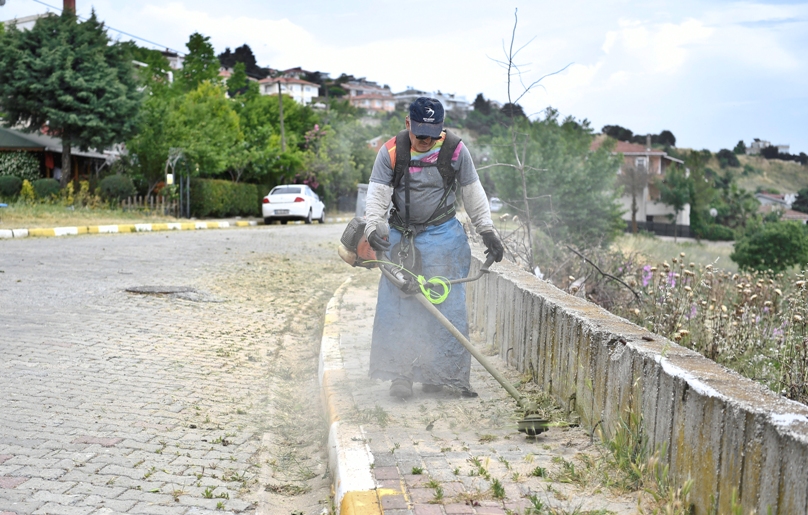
top-left (716, 182), bottom-right (759, 229)
top-left (473, 93), bottom-right (492, 116)
top-left (602, 125), bottom-right (634, 142)
top-left (716, 148), bottom-right (740, 168)
top-left (617, 161), bottom-right (649, 234)
top-left (657, 130), bottom-right (676, 147)
top-left (125, 91), bottom-right (181, 195)
top-left (733, 140), bottom-right (746, 154)
top-left (217, 44), bottom-right (269, 79)
top-left (230, 88), bottom-right (316, 184)
top-left (173, 82), bottom-right (242, 177)
top-left (760, 145), bottom-right (780, 160)
top-left (792, 188), bottom-right (808, 214)
top-left (226, 62), bottom-right (249, 98)
top-left (500, 103), bottom-right (526, 120)
top-left (122, 42), bottom-right (174, 87)
top-left (684, 150), bottom-right (718, 239)
top-left (0, 11), bottom-right (141, 187)
top-left (656, 164), bottom-right (690, 241)
top-left (179, 33), bottom-right (220, 92)
top-left (731, 221), bottom-right (808, 272)
top-left (492, 109), bottom-right (624, 249)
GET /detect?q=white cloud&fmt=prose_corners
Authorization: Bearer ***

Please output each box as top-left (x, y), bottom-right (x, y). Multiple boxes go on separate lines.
top-left (601, 18), bottom-right (714, 75)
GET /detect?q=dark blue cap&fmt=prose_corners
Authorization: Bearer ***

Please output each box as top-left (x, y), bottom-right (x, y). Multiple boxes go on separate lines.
top-left (409, 97), bottom-right (444, 138)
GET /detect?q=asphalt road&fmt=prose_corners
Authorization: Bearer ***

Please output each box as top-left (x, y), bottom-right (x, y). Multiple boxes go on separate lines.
top-left (0, 224), bottom-right (349, 515)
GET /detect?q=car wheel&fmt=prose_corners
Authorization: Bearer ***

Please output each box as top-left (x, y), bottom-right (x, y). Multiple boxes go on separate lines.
top-left (280, 220), bottom-right (288, 225)
top-left (305, 209), bottom-right (313, 224)
top-left (318, 211), bottom-right (326, 223)
top-left (263, 217), bottom-right (272, 225)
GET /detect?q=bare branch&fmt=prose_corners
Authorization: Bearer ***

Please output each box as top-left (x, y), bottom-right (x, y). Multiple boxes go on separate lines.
top-left (512, 62), bottom-right (574, 105)
top-left (565, 245), bottom-right (642, 305)
top-left (476, 162), bottom-right (520, 171)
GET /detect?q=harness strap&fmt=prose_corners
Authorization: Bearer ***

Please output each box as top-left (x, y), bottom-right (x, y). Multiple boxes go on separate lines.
top-left (389, 129), bottom-right (462, 234)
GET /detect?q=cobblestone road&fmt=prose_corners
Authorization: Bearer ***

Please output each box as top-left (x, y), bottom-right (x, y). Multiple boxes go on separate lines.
top-left (0, 225), bottom-right (349, 515)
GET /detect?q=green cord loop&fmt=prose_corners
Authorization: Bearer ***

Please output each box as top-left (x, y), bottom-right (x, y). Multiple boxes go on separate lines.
top-left (364, 259), bottom-right (452, 304)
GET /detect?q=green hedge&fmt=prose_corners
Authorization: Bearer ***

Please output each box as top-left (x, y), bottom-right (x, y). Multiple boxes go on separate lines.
top-left (99, 175), bottom-right (136, 201)
top-left (0, 175), bottom-right (22, 199)
top-left (190, 179), bottom-right (263, 218)
top-left (696, 224), bottom-right (736, 241)
top-left (32, 178), bottom-right (60, 199)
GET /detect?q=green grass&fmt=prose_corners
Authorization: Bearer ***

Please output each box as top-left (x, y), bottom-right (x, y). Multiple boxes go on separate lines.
top-left (0, 201), bottom-right (181, 229)
top-left (612, 233), bottom-right (737, 272)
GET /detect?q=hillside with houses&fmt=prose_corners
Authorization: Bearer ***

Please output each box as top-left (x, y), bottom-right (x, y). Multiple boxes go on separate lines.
top-left (2, 14), bottom-right (807, 257)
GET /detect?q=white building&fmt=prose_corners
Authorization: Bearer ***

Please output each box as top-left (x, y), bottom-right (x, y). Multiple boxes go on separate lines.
top-left (2, 13), bottom-right (49, 30)
top-left (394, 88), bottom-right (470, 115)
top-left (343, 79), bottom-right (395, 112)
top-left (747, 138), bottom-right (790, 155)
top-left (258, 77), bottom-right (320, 105)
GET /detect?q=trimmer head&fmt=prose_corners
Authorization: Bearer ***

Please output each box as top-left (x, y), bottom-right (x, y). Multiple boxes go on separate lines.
top-left (517, 413), bottom-right (550, 436)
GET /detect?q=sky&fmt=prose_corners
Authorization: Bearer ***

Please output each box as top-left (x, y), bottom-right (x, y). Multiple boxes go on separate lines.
top-left (2, 0), bottom-right (807, 154)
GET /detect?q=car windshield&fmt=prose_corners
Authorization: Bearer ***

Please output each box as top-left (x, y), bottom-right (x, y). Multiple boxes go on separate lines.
top-left (272, 186), bottom-right (301, 195)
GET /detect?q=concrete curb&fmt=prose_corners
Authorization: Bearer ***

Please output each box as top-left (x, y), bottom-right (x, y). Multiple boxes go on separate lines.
top-left (0, 220), bottom-right (258, 239)
top-left (319, 278), bottom-right (383, 515)
top-left (0, 217), bottom-right (353, 240)
top-left (467, 251), bottom-right (808, 514)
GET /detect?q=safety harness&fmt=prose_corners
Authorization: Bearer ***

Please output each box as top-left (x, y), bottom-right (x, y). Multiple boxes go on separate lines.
top-left (386, 129), bottom-right (462, 272)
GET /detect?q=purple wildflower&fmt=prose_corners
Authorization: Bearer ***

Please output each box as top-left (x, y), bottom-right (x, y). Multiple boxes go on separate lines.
top-left (641, 265), bottom-right (652, 287)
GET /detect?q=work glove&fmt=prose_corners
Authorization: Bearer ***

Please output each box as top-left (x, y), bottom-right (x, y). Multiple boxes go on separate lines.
top-left (367, 230), bottom-right (391, 252)
top-left (481, 230), bottom-right (504, 263)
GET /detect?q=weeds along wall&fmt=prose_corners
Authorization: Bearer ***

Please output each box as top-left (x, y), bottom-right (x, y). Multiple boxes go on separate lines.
top-left (465, 250), bottom-right (808, 515)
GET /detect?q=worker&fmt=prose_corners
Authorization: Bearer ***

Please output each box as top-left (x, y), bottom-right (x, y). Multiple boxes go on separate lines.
top-left (363, 96), bottom-right (504, 398)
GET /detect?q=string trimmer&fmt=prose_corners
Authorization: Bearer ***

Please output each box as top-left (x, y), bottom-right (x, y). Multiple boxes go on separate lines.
top-left (338, 218), bottom-right (549, 436)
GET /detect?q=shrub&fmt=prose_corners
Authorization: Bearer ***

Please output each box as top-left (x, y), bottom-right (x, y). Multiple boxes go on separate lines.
top-left (731, 221), bottom-right (808, 272)
top-left (0, 175), bottom-right (23, 199)
top-left (189, 178), bottom-right (262, 218)
top-left (32, 178), bottom-right (60, 200)
top-left (0, 151), bottom-right (40, 182)
top-left (696, 224), bottom-right (736, 241)
top-left (98, 174), bottom-right (136, 201)
top-left (20, 179), bottom-right (35, 202)
top-left (716, 148), bottom-right (740, 168)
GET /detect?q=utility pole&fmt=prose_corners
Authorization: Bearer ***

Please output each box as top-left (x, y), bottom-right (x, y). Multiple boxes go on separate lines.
top-left (277, 80), bottom-right (286, 153)
top-left (59, 0), bottom-right (76, 186)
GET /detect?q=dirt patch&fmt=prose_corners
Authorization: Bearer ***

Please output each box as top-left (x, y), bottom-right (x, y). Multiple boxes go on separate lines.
top-left (195, 250), bottom-right (350, 514)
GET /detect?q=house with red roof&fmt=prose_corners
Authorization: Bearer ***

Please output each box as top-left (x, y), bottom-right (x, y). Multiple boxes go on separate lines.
top-left (592, 136), bottom-right (690, 233)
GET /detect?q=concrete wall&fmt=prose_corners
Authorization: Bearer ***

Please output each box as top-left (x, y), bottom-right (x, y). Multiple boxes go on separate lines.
top-left (466, 252), bottom-right (808, 515)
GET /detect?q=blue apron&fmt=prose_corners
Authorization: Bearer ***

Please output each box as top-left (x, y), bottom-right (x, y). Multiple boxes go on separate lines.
top-left (369, 218), bottom-right (472, 389)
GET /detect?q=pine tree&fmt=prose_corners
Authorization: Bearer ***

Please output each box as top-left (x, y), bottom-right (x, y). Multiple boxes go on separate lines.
top-left (0, 11), bottom-right (141, 187)
top-left (179, 33), bottom-right (220, 92)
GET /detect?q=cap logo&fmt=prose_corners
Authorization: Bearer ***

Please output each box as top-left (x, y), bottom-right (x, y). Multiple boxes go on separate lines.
top-left (425, 107), bottom-right (435, 117)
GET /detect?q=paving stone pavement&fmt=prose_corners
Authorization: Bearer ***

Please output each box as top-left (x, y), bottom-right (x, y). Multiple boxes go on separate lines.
top-left (334, 273), bottom-right (640, 515)
top-left (0, 225), bottom-right (350, 515)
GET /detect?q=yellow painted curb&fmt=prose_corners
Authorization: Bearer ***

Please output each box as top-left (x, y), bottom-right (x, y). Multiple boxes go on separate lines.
top-left (340, 491), bottom-right (381, 515)
top-left (10, 220), bottom-right (259, 239)
top-left (28, 228), bottom-right (56, 237)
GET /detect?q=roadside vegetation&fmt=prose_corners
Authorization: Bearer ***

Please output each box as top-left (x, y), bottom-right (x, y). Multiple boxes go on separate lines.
top-left (0, 178), bottom-right (180, 228)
